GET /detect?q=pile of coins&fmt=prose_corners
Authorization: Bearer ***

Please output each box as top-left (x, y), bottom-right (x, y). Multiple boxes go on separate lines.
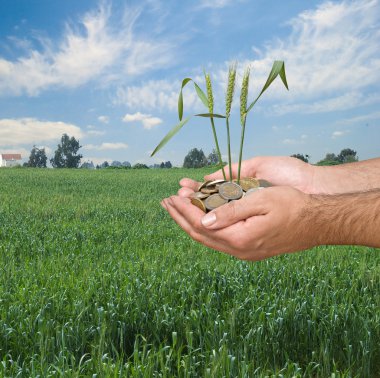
top-left (190, 177), bottom-right (272, 212)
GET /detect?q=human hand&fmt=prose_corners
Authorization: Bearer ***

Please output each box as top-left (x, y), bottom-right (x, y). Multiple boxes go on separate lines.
top-left (161, 186), bottom-right (316, 261)
top-left (178, 156), bottom-right (317, 197)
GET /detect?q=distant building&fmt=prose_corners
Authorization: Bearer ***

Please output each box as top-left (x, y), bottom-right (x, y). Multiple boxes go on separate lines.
top-left (0, 153), bottom-right (22, 167)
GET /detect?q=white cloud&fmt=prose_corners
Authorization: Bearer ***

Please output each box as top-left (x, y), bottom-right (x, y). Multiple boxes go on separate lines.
top-left (0, 118), bottom-right (83, 147)
top-left (0, 4), bottom-right (176, 96)
top-left (331, 130), bottom-right (350, 139)
top-left (84, 156), bottom-right (112, 166)
top-left (261, 0), bottom-right (380, 112)
top-left (116, 0), bottom-right (380, 115)
top-left (282, 136), bottom-right (306, 145)
top-left (272, 91), bottom-right (380, 115)
top-left (198, 0), bottom-right (245, 8)
top-left (115, 80), bottom-right (179, 111)
top-left (97, 116), bottom-right (109, 124)
top-left (335, 110), bottom-right (380, 126)
top-left (114, 79), bottom-right (204, 112)
top-left (123, 41), bottom-right (174, 75)
top-left (122, 112), bottom-right (163, 129)
top-left (86, 125), bottom-right (106, 136)
top-left (84, 142), bottom-right (128, 151)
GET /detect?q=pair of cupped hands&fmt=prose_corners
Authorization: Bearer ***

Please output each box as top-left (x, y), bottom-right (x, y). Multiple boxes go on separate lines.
top-left (161, 156), bottom-right (319, 261)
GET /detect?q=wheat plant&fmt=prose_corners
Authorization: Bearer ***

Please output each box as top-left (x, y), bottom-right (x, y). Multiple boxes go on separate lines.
top-left (151, 61), bottom-right (289, 183)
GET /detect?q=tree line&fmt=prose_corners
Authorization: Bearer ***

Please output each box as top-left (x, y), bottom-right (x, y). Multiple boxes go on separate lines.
top-left (24, 134), bottom-right (172, 169)
top-left (24, 133), bottom-right (359, 169)
top-left (291, 148), bottom-right (358, 165)
top-left (26, 134), bottom-right (82, 168)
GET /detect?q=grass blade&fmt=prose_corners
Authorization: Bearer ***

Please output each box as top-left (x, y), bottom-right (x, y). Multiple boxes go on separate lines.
top-left (151, 117), bottom-right (191, 157)
top-left (178, 78), bottom-right (192, 121)
top-left (195, 113), bottom-right (226, 119)
top-left (193, 82), bottom-right (208, 108)
top-left (246, 60), bottom-right (288, 114)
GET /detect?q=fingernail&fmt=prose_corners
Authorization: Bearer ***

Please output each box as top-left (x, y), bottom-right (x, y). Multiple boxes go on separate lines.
top-left (201, 212), bottom-right (216, 227)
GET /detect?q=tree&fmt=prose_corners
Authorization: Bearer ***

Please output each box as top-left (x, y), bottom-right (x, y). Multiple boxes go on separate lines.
top-left (316, 148), bottom-right (358, 166)
top-left (290, 153), bottom-right (309, 163)
top-left (159, 161), bottom-right (172, 168)
top-left (81, 161), bottom-right (95, 169)
top-left (50, 134), bottom-right (83, 168)
top-left (122, 161), bottom-right (131, 168)
top-left (101, 161), bottom-right (109, 168)
top-left (183, 148), bottom-right (208, 168)
top-left (316, 152), bottom-right (340, 166)
top-left (111, 161), bottom-right (122, 167)
top-left (337, 148), bottom-right (358, 164)
top-left (207, 149), bottom-right (219, 165)
top-left (133, 163), bottom-right (148, 169)
top-left (28, 146), bottom-right (47, 167)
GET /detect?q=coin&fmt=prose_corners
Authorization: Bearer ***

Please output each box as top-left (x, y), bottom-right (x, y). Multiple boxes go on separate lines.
top-left (204, 194), bottom-right (228, 211)
top-left (191, 191), bottom-right (210, 200)
top-left (245, 187), bottom-right (263, 195)
top-left (191, 197), bottom-right (206, 212)
top-left (239, 177), bottom-right (260, 192)
top-left (198, 180), bottom-right (212, 191)
top-left (201, 187), bottom-right (218, 194)
top-left (218, 182), bottom-right (243, 200)
top-left (206, 179), bottom-right (226, 187)
top-left (258, 179), bottom-right (273, 187)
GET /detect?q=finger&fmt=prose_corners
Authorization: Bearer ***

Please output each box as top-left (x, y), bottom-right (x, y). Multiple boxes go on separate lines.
top-left (165, 196), bottom-right (269, 260)
top-left (179, 178), bottom-right (201, 191)
top-left (167, 195), bottom-right (251, 252)
top-left (178, 187), bottom-right (194, 198)
top-left (164, 197), bottom-right (227, 250)
top-left (161, 199), bottom-right (168, 210)
top-left (200, 191), bottom-right (268, 230)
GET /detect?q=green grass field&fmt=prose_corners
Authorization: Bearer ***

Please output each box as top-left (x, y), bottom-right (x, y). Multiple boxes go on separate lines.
top-left (0, 168), bottom-right (379, 377)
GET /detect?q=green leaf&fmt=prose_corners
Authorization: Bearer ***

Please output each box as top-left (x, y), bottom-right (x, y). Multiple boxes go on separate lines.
top-left (182, 78), bottom-right (192, 87)
top-left (178, 91), bottom-right (184, 121)
top-left (151, 117), bottom-right (191, 157)
top-left (278, 62), bottom-right (289, 90)
top-left (246, 60), bottom-right (289, 114)
top-left (193, 82), bottom-right (208, 108)
top-left (178, 78), bottom-right (192, 121)
top-left (195, 113), bottom-right (226, 119)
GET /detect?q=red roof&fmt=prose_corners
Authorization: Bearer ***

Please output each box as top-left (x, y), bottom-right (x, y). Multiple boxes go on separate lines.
top-left (1, 154), bottom-right (22, 160)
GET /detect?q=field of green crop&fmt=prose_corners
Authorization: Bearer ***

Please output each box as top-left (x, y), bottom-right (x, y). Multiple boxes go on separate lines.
top-left (0, 168), bottom-right (379, 377)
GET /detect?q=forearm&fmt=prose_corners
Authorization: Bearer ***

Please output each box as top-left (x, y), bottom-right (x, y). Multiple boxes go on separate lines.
top-left (312, 158), bottom-right (380, 194)
top-left (307, 189), bottom-right (380, 248)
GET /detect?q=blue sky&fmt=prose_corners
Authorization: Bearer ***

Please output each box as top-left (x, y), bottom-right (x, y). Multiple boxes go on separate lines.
top-left (0, 0), bottom-right (379, 166)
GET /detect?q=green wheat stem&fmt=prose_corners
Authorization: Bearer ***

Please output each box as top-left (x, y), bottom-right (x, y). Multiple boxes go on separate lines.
top-left (210, 117), bottom-right (226, 179)
top-left (238, 67), bottom-right (250, 183)
top-left (205, 72), bottom-right (226, 180)
top-left (237, 114), bottom-right (246, 183)
top-left (226, 117), bottom-right (233, 181)
top-left (225, 64), bottom-right (237, 181)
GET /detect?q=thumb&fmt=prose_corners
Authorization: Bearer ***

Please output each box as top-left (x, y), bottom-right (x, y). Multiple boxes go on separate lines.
top-left (201, 192), bottom-right (267, 229)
